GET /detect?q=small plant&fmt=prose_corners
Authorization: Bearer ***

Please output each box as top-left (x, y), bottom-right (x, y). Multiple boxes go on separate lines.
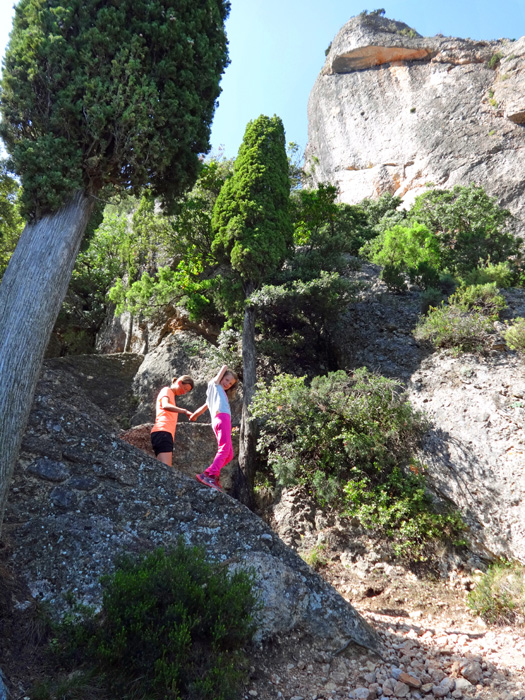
top-left (488, 52), bottom-right (503, 69)
top-left (414, 303), bottom-right (495, 353)
top-left (504, 317), bottom-right (525, 353)
top-left (462, 261), bottom-right (514, 288)
top-left (489, 129), bottom-right (496, 136)
top-left (451, 283), bottom-right (506, 320)
top-left (252, 370), bottom-right (464, 561)
top-left (420, 287), bottom-right (443, 315)
top-left (47, 543), bottom-right (258, 700)
top-left (410, 107), bottom-right (416, 113)
top-left (489, 98), bottom-right (498, 108)
top-left (467, 562), bottom-right (525, 625)
top-left (324, 42), bottom-right (332, 56)
top-left (301, 543), bottom-right (328, 571)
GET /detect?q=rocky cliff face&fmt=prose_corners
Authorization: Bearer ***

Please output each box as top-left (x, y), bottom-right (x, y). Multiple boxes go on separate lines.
top-left (305, 14), bottom-right (525, 233)
top-left (2, 355), bottom-right (379, 657)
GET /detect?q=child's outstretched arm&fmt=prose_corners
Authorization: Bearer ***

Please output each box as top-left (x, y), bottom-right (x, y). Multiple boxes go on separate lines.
top-left (189, 403), bottom-right (208, 422)
top-left (212, 365), bottom-right (229, 385)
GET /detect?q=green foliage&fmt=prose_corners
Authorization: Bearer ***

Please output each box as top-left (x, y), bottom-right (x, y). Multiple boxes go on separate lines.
top-left (467, 562), bottom-right (525, 625)
top-left (109, 159), bottom-right (233, 322)
top-left (414, 282), bottom-right (506, 352)
top-left (1, 0), bottom-right (230, 218)
top-left (212, 115), bottom-right (293, 291)
top-left (414, 302), bottom-right (495, 353)
top-left (366, 223), bottom-right (441, 290)
top-left (251, 370), bottom-right (463, 560)
top-left (300, 543), bottom-right (328, 571)
top-left (30, 670), bottom-right (106, 700)
top-left (0, 161), bottom-right (25, 278)
top-left (251, 272), bottom-right (357, 371)
top-left (407, 184), bottom-right (517, 277)
top-left (488, 52), bottom-right (503, 69)
top-left (50, 543), bottom-right (257, 700)
top-left (504, 317), bottom-right (525, 353)
top-left (462, 261), bottom-right (514, 288)
top-left (451, 283), bottom-right (506, 320)
top-left (420, 287), bottom-right (444, 315)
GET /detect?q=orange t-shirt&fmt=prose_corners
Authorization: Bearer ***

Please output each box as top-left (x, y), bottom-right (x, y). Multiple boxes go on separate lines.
top-left (151, 387), bottom-right (178, 436)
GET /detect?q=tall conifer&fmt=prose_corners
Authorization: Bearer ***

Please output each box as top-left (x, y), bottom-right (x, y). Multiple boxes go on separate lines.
top-left (0, 0), bottom-right (230, 529)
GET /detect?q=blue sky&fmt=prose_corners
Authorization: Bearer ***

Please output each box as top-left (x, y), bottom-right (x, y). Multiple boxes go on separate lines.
top-left (1, 0), bottom-right (524, 159)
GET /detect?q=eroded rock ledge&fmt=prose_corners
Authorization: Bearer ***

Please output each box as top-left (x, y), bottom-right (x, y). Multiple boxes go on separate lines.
top-left (307, 14), bottom-right (525, 234)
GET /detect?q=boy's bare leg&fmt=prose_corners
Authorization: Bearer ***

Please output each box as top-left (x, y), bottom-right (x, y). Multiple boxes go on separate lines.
top-left (157, 452), bottom-right (173, 467)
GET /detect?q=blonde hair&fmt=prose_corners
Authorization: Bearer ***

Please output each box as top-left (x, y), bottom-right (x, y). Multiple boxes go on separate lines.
top-left (223, 369), bottom-right (238, 399)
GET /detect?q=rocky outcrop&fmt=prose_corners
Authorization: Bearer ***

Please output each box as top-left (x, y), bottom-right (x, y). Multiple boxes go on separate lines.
top-left (306, 14), bottom-right (525, 233)
top-left (331, 262), bottom-right (525, 564)
top-left (3, 355), bottom-right (380, 655)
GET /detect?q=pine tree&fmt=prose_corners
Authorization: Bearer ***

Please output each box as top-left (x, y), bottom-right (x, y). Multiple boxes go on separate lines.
top-left (0, 0), bottom-right (230, 529)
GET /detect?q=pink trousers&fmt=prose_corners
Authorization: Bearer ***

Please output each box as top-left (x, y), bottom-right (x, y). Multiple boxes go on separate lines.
top-left (206, 412), bottom-right (233, 477)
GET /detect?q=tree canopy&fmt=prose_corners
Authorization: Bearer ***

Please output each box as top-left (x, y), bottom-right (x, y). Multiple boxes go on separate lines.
top-left (212, 114), bottom-right (293, 291)
top-left (0, 0), bottom-right (231, 218)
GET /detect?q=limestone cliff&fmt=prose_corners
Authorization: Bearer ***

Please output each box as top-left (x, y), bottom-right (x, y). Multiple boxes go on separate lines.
top-left (305, 14), bottom-right (525, 233)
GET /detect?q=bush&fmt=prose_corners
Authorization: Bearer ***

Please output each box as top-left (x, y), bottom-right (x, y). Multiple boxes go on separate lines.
top-left (462, 261), bottom-right (514, 288)
top-left (407, 185), bottom-right (518, 277)
top-left (504, 317), bottom-right (525, 353)
top-left (420, 287), bottom-right (443, 315)
top-left (365, 223), bottom-right (441, 291)
top-left (51, 543), bottom-right (257, 700)
top-left (467, 562), bottom-right (525, 625)
top-left (414, 303), bottom-right (495, 353)
top-left (451, 283), bottom-right (507, 320)
top-left (251, 370), bottom-right (465, 560)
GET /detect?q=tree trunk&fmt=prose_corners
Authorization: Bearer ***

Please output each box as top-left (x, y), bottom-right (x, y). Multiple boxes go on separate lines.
top-left (239, 293), bottom-right (257, 508)
top-left (0, 191), bottom-right (95, 531)
top-left (124, 313), bottom-right (134, 352)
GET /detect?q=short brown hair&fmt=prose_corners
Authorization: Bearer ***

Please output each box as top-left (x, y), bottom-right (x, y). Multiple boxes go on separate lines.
top-left (172, 375), bottom-right (194, 390)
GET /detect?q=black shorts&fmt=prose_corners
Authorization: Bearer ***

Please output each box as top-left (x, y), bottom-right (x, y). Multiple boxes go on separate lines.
top-left (151, 430), bottom-right (174, 456)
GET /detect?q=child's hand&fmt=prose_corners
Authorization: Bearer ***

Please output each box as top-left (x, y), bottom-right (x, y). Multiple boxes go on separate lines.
top-left (189, 412), bottom-right (198, 422)
top-left (184, 409), bottom-right (192, 418)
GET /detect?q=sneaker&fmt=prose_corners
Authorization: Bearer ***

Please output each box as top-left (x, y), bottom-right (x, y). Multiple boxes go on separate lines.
top-left (196, 471), bottom-right (223, 492)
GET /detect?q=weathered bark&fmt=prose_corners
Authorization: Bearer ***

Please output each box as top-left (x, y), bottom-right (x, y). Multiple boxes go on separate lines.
top-left (238, 295), bottom-right (257, 509)
top-left (124, 313), bottom-right (134, 352)
top-left (0, 191), bottom-right (95, 531)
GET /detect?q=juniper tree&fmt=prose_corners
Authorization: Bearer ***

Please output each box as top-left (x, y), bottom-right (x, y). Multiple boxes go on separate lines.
top-left (211, 114), bottom-right (292, 498)
top-left (0, 0), bottom-right (230, 528)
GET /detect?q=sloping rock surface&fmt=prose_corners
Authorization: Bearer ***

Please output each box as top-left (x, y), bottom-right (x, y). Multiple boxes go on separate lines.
top-left (306, 14), bottom-right (525, 233)
top-left (3, 356), bottom-right (379, 654)
top-left (331, 263), bottom-right (525, 564)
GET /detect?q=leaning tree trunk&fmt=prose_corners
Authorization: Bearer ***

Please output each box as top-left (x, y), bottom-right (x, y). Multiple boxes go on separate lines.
top-left (0, 191), bottom-right (95, 532)
top-left (239, 292), bottom-right (257, 508)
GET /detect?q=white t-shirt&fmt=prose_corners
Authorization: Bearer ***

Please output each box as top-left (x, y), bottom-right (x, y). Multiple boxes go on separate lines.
top-left (206, 380), bottom-right (230, 417)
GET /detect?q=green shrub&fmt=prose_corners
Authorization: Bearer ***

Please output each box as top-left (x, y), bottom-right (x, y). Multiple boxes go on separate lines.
top-left (366, 223), bottom-right (441, 291)
top-left (380, 263), bottom-right (407, 292)
top-left (437, 273), bottom-right (458, 296)
top-left (420, 287), bottom-right (443, 315)
top-left (504, 317), bottom-right (525, 353)
top-left (414, 303), bottom-right (495, 353)
top-left (252, 370), bottom-right (464, 560)
top-left (51, 543), bottom-right (257, 700)
top-left (467, 562), bottom-right (525, 624)
top-left (451, 283), bottom-right (507, 320)
top-left (488, 52), bottom-right (503, 69)
top-left (462, 261), bottom-right (514, 288)
top-left (407, 184), bottom-right (518, 277)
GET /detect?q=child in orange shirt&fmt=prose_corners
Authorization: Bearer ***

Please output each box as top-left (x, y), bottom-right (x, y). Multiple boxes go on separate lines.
top-left (150, 375), bottom-right (194, 467)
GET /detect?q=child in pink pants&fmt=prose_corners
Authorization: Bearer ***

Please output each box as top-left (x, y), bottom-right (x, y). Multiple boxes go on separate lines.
top-left (190, 365), bottom-right (238, 492)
